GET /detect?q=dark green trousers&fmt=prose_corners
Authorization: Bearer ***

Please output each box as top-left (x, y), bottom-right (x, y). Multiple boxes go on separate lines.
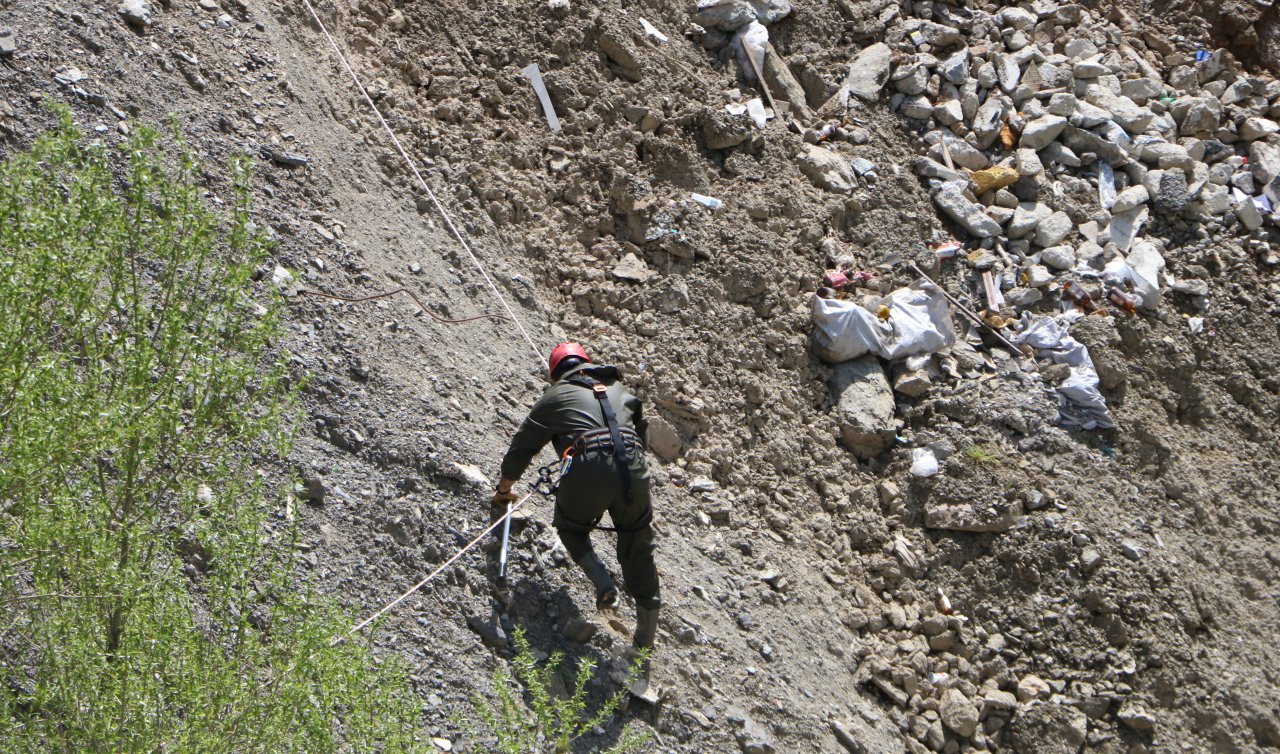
top-left (554, 454), bottom-right (660, 610)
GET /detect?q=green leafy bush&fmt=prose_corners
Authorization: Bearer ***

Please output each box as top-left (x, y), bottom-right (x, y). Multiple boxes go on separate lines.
top-left (460, 627), bottom-right (649, 754)
top-left (0, 108), bottom-right (420, 752)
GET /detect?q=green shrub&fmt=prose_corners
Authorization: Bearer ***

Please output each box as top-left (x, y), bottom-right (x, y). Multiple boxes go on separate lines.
top-left (0, 108), bottom-right (421, 752)
top-left (460, 627), bottom-right (649, 754)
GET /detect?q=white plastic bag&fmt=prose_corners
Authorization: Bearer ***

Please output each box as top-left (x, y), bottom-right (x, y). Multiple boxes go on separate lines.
top-left (733, 20), bottom-right (769, 84)
top-left (910, 448), bottom-right (939, 477)
top-left (811, 286), bottom-right (956, 363)
top-left (1126, 239), bottom-right (1165, 310)
top-left (1011, 313), bottom-right (1114, 430)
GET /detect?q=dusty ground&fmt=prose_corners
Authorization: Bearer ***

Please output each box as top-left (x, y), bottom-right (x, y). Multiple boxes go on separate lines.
top-left (2, 0), bottom-right (1279, 751)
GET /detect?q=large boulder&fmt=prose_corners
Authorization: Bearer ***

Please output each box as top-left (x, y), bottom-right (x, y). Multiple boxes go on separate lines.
top-left (832, 356), bottom-right (900, 460)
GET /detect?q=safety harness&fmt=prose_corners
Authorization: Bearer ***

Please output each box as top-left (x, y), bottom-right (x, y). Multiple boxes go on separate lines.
top-left (531, 371), bottom-right (651, 533)
top-left (564, 372), bottom-right (635, 505)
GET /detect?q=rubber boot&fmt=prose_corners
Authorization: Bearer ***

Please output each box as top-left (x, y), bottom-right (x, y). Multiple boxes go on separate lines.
top-left (575, 553), bottom-right (619, 609)
top-left (633, 605), bottom-right (659, 651)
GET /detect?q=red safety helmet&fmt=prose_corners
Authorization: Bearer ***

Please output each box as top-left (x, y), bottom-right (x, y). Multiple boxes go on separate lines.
top-left (547, 342), bottom-right (590, 378)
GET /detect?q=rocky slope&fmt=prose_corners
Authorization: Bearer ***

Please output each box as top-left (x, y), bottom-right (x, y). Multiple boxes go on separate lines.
top-left (2, 0), bottom-right (1278, 751)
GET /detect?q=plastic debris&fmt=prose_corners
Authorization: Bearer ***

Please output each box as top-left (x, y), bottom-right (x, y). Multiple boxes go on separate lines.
top-left (910, 448), bottom-right (939, 477)
top-left (1188, 316), bottom-right (1204, 333)
top-left (639, 17), bottom-right (668, 43)
top-left (690, 193), bottom-right (723, 210)
top-left (745, 97), bottom-right (770, 129)
top-left (1011, 313), bottom-right (1114, 430)
top-left (1098, 161), bottom-right (1117, 210)
top-left (521, 63), bottom-right (561, 133)
top-left (733, 20), bottom-right (769, 84)
top-left (812, 285), bottom-right (957, 362)
top-left (725, 102), bottom-right (748, 116)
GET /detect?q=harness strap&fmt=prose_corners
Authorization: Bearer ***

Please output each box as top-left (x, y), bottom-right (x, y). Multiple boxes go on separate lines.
top-left (566, 374), bottom-right (635, 505)
top-left (555, 500), bottom-right (653, 533)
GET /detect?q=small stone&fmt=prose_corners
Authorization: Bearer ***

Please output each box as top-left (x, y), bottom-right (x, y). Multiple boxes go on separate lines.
top-left (797, 144), bottom-right (858, 193)
top-left (900, 94), bottom-right (934, 120)
top-left (841, 43), bottom-right (893, 102)
top-left (1047, 93), bottom-right (1077, 117)
top-left (1235, 197), bottom-right (1264, 231)
top-left (971, 165), bottom-right (1019, 195)
top-left (894, 368), bottom-right (933, 398)
top-left (1040, 245), bottom-right (1076, 270)
top-left (1033, 210), bottom-right (1073, 247)
top-left (1155, 171), bottom-right (1190, 214)
top-left (612, 252), bottom-right (653, 282)
top-left (1016, 674), bottom-right (1051, 702)
top-left (1008, 202), bottom-right (1052, 238)
top-left (1080, 547), bottom-right (1102, 571)
top-left (1120, 539), bottom-right (1145, 561)
top-left (1117, 703), bottom-right (1157, 732)
top-left (1015, 148), bottom-right (1044, 177)
top-left (1073, 59), bottom-right (1108, 79)
top-left (563, 617), bottom-right (598, 643)
top-left (1023, 264), bottom-right (1054, 287)
top-left (934, 185), bottom-right (1002, 238)
top-left (832, 356), bottom-right (901, 459)
top-left (1005, 287), bottom-right (1043, 307)
top-left (939, 688), bottom-right (979, 738)
top-left (118, 0), bottom-right (153, 28)
top-left (0, 30), bottom-right (16, 57)
top-left (1240, 117), bottom-right (1280, 141)
top-left (1111, 185), bottom-right (1150, 214)
top-left (1021, 115), bottom-right (1068, 150)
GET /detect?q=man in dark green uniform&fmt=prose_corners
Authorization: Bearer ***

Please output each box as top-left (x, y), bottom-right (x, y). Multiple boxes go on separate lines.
top-left (492, 343), bottom-right (660, 656)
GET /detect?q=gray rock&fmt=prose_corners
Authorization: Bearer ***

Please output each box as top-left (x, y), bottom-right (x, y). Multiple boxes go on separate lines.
top-left (933, 99), bottom-right (964, 126)
top-left (1008, 201), bottom-right (1053, 238)
top-left (939, 689), bottom-right (979, 738)
top-left (1121, 539), bottom-right (1145, 560)
top-left (1085, 85), bottom-right (1154, 134)
top-left (1154, 170), bottom-right (1190, 214)
top-left (1047, 92), bottom-right (1077, 117)
top-left (925, 500), bottom-right (1020, 532)
top-left (1120, 77), bottom-right (1163, 102)
top-left (892, 65), bottom-right (928, 96)
top-left (928, 134), bottom-right (989, 170)
top-left (1117, 703), bottom-right (1157, 732)
top-left (997, 54), bottom-right (1021, 93)
top-left (832, 356), bottom-right (901, 459)
top-left (797, 145), bottom-right (858, 193)
top-left (1196, 182), bottom-right (1230, 215)
top-left (1016, 148), bottom-right (1044, 176)
top-left (1007, 704), bottom-right (1088, 754)
top-left (841, 43), bottom-right (893, 103)
top-left (1073, 59), bottom-right (1108, 78)
top-left (1240, 117), bottom-right (1280, 141)
top-left (1040, 141), bottom-right (1082, 167)
top-left (1034, 210), bottom-right (1073, 247)
top-left (1141, 141), bottom-right (1193, 171)
top-left (0, 30), bottom-right (15, 57)
top-left (899, 94), bottom-right (934, 120)
top-left (1250, 141), bottom-right (1280, 184)
top-left (1064, 38), bottom-right (1098, 59)
top-left (1021, 115), bottom-right (1068, 150)
top-left (998, 6), bottom-right (1037, 29)
top-left (972, 96), bottom-right (1006, 148)
top-left (730, 708), bottom-right (777, 754)
top-left (1111, 184), bottom-right (1149, 214)
top-left (934, 185), bottom-right (1002, 237)
top-left (1005, 286), bottom-right (1043, 307)
top-left (1235, 197), bottom-right (1264, 231)
top-left (913, 157), bottom-right (965, 183)
top-left (976, 61), bottom-right (998, 89)
top-left (1173, 96), bottom-right (1223, 135)
top-left (1041, 245), bottom-right (1076, 270)
top-left (118, 0), bottom-right (153, 28)
top-left (939, 48), bottom-right (969, 86)
top-left (692, 0), bottom-right (756, 31)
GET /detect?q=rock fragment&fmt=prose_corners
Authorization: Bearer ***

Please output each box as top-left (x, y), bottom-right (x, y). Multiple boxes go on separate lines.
top-left (831, 356), bottom-right (900, 460)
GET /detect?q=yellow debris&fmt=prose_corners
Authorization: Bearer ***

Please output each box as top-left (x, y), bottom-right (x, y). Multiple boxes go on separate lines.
top-left (970, 165), bottom-right (1019, 195)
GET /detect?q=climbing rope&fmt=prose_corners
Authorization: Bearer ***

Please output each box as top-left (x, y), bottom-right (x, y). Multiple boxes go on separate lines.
top-left (297, 0), bottom-right (544, 362)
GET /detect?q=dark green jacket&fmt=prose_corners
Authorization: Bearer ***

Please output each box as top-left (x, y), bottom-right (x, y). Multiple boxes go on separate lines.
top-left (499, 364), bottom-right (648, 481)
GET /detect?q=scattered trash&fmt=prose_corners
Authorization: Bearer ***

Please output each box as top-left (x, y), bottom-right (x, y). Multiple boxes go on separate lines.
top-left (1098, 161), bottom-right (1117, 210)
top-left (638, 17), bottom-right (668, 43)
top-left (1060, 280), bottom-right (1099, 314)
top-left (1106, 286), bottom-right (1139, 315)
top-left (745, 97), bottom-right (770, 129)
top-left (1188, 316), bottom-right (1204, 334)
top-left (1011, 313), bottom-right (1114, 430)
top-left (521, 63), bottom-right (561, 133)
top-left (732, 20), bottom-right (769, 85)
top-left (725, 102), bottom-right (748, 116)
top-left (930, 239), bottom-right (962, 260)
top-left (812, 285), bottom-right (957, 362)
top-left (910, 448), bottom-right (939, 477)
top-left (690, 193), bottom-right (723, 210)
top-left (1195, 49), bottom-right (1211, 63)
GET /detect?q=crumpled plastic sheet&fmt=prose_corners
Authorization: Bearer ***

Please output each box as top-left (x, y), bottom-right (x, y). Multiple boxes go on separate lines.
top-left (812, 284), bottom-right (957, 362)
top-left (1010, 312), bottom-right (1115, 430)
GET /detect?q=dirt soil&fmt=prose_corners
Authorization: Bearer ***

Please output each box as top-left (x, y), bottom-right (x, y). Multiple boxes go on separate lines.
top-left (2, 0), bottom-right (1279, 752)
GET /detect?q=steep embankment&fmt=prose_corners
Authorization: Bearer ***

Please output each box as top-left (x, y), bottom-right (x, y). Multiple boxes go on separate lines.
top-left (2, 0), bottom-right (1278, 751)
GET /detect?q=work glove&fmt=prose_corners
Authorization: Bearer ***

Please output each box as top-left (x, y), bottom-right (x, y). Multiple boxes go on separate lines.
top-left (491, 487), bottom-right (518, 507)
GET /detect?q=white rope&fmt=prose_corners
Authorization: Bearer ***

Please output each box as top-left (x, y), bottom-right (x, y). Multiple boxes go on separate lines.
top-left (334, 494), bottom-right (534, 644)
top-left (298, 0), bottom-right (544, 363)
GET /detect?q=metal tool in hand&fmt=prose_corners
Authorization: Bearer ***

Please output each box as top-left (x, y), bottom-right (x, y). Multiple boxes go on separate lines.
top-left (497, 502), bottom-right (513, 579)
